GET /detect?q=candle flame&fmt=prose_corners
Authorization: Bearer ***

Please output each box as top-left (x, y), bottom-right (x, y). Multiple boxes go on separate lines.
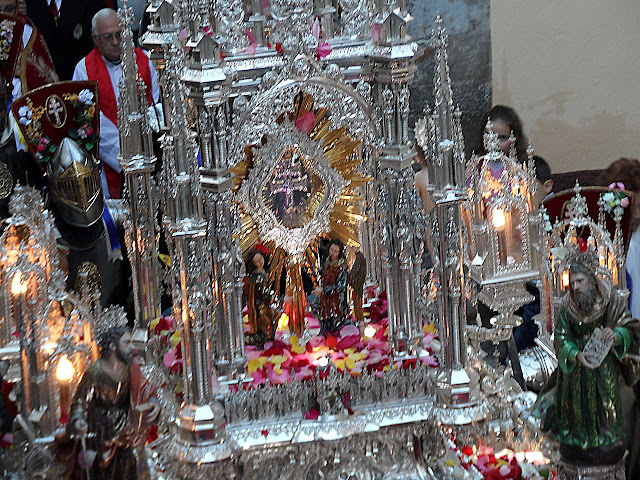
top-left (56, 355), bottom-right (74, 382)
top-left (561, 270), bottom-right (570, 289)
top-left (277, 313), bottom-right (289, 331)
top-left (11, 272), bottom-right (27, 295)
top-left (492, 208), bottom-right (506, 229)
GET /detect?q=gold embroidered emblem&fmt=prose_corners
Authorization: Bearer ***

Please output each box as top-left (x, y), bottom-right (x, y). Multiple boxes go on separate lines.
top-left (45, 94), bottom-right (67, 128)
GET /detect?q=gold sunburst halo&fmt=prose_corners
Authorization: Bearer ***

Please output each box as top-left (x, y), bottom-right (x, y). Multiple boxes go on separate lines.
top-left (232, 92), bottom-right (371, 257)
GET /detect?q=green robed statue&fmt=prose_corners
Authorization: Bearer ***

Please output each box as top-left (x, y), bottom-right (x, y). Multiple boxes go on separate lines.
top-left (533, 258), bottom-right (640, 466)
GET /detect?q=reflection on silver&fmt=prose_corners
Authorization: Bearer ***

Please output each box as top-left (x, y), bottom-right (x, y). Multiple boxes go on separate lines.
top-left (238, 123), bottom-right (349, 262)
top-left (0, 1), bottom-right (557, 477)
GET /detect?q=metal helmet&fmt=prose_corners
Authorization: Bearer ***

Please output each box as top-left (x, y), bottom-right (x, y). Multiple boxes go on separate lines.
top-left (47, 138), bottom-right (104, 227)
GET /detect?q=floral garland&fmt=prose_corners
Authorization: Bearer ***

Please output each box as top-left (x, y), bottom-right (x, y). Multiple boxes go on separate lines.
top-left (17, 88), bottom-right (98, 163)
top-left (443, 437), bottom-right (556, 480)
top-left (0, 19), bottom-right (15, 62)
top-left (17, 101), bottom-right (51, 162)
top-left (63, 89), bottom-right (99, 153)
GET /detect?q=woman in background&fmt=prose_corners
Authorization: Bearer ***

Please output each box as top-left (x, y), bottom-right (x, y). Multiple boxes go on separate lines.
top-left (479, 105), bottom-right (529, 162)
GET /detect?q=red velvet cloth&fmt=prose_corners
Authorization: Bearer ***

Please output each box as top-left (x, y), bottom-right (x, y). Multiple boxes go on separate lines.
top-left (543, 186), bottom-right (635, 252)
top-left (85, 47), bottom-right (153, 197)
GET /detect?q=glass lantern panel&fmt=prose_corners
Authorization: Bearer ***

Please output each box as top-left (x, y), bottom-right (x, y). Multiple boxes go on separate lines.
top-left (492, 206), bottom-right (525, 268)
top-left (262, 146), bottom-right (318, 229)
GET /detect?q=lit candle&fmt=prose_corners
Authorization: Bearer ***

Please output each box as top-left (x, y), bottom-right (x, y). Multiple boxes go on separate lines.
top-left (492, 208), bottom-right (507, 264)
top-left (11, 272), bottom-right (27, 334)
top-left (56, 355), bottom-right (74, 422)
top-left (561, 270), bottom-right (570, 290)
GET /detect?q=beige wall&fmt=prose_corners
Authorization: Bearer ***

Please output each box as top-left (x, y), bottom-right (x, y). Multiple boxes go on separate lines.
top-left (491, 0), bottom-right (640, 174)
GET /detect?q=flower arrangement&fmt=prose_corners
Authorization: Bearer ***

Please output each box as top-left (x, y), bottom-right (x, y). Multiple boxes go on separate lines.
top-left (17, 101), bottom-right (53, 162)
top-left (64, 89), bottom-right (99, 154)
top-left (600, 187), bottom-right (629, 218)
top-left (148, 292), bottom-right (440, 398)
top-left (148, 315), bottom-right (183, 400)
top-left (244, 294), bottom-right (439, 387)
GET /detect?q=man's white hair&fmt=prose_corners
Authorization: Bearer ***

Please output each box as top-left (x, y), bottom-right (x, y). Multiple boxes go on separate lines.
top-left (91, 8), bottom-right (117, 35)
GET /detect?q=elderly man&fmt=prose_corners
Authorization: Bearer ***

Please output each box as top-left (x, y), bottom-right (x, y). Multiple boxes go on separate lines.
top-left (533, 258), bottom-right (640, 467)
top-left (72, 8), bottom-right (160, 198)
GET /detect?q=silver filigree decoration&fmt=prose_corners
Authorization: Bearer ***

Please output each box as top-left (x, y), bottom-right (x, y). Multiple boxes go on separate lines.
top-left (237, 120), bottom-right (349, 261)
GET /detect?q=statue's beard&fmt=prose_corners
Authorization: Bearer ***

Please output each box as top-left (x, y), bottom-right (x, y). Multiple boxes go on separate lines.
top-left (571, 285), bottom-right (598, 314)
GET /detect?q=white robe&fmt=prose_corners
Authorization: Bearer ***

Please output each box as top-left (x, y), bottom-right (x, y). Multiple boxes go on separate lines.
top-left (72, 52), bottom-right (160, 197)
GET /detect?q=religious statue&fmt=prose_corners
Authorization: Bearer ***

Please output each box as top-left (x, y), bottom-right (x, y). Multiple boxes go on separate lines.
top-left (533, 257), bottom-right (640, 466)
top-left (56, 311), bottom-right (160, 480)
top-left (347, 249), bottom-right (367, 324)
top-left (244, 246), bottom-right (281, 347)
top-left (312, 238), bottom-right (350, 333)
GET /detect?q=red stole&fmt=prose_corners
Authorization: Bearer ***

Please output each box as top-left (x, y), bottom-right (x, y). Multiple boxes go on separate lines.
top-left (85, 47), bottom-right (153, 198)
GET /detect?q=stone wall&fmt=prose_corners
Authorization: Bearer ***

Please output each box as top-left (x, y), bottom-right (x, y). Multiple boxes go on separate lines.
top-left (407, 0), bottom-right (492, 156)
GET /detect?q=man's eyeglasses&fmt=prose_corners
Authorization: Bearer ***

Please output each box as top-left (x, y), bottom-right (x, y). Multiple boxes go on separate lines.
top-left (97, 30), bottom-right (122, 42)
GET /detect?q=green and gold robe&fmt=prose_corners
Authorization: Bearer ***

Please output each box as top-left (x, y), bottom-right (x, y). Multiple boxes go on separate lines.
top-left (533, 287), bottom-right (640, 450)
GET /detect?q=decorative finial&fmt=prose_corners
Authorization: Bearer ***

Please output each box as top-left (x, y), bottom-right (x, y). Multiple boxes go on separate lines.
top-left (93, 305), bottom-right (129, 341)
top-left (483, 119), bottom-right (500, 155)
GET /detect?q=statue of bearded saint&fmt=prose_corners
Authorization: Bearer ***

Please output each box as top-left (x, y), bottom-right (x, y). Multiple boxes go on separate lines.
top-left (55, 326), bottom-right (160, 479)
top-left (533, 261), bottom-right (640, 466)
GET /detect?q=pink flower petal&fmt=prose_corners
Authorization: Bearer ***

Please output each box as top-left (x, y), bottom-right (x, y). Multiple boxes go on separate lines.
top-left (499, 465), bottom-right (511, 476)
top-left (337, 335), bottom-right (359, 350)
top-left (312, 19), bottom-right (320, 40)
top-left (306, 317), bottom-right (320, 329)
top-left (339, 325), bottom-right (360, 338)
top-left (178, 28), bottom-right (188, 42)
top-left (304, 408), bottom-right (319, 420)
top-left (420, 354), bottom-right (439, 367)
top-left (295, 366), bottom-right (313, 382)
top-left (295, 111), bottom-right (316, 133)
top-left (163, 349), bottom-right (178, 368)
top-left (317, 42), bottom-right (332, 59)
top-left (246, 349), bottom-right (263, 361)
top-left (307, 335), bottom-right (325, 350)
top-left (251, 368), bottom-right (266, 387)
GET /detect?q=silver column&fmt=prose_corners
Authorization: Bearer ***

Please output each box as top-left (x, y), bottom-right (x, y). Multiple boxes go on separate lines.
top-left (118, 3), bottom-right (162, 337)
top-left (370, 0), bottom-right (422, 353)
top-left (159, 41), bottom-right (227, 446)
top-left (415, 17), bottom-right (476, 408)
top-left (180, 9), bottom-right (247, 386)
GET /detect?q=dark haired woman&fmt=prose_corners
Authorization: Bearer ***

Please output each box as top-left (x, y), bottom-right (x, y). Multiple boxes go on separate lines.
top-left (480, 105), bottom-right (528, 163)
top-left (312, 238), bottom-right (350, 333)
top-left (244, 248), bottom-right (280, 347)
